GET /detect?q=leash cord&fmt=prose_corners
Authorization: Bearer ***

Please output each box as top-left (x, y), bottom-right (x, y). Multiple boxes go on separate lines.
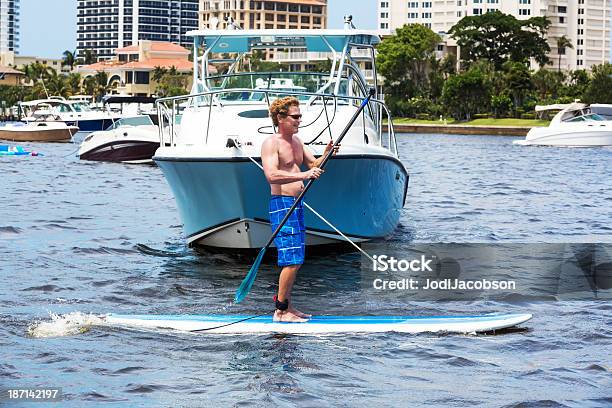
top-left (187, 309), bottom-right (276, 333)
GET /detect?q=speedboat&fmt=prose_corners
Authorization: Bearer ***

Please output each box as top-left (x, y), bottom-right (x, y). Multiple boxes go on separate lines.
top-left (152, 28), bottom-right (409, 249)
top-left (514, 103), bottom-right (612, 147)
top-left (78, 116), bottom-right (161, 164)
top-left (19, 98), bottom-right (123, 133)
top-left (0, 118), bottom-right (78, 142)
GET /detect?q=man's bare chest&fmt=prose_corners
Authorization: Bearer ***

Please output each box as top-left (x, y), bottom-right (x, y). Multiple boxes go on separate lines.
top-left (277, 139), bottom-right (303, 168)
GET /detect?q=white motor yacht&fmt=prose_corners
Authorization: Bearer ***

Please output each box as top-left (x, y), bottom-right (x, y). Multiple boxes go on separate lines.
top-left (19, 98), bottom-right (123, 133)
top-left (0, 116), bottom-right (78, 142)
top-left (78, 116), bottom-right (161, 164)
top-left (514, 103), bottom-right (612, 147)
top-left (152, 27), bottom-right (409, 249)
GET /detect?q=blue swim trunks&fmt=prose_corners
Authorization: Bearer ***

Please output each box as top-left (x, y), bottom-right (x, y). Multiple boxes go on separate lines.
top-left (269, 195), bottom-right (305, 267)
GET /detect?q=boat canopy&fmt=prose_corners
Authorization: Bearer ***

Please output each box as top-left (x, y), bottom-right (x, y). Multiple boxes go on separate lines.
top-left (186, 29), bottom-right (381, 53)
top-left (535, 103), bottom-right (586, 112)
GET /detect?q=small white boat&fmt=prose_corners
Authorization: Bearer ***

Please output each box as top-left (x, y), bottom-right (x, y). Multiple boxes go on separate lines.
top-left (0, 119), bottom-right (78, 142)
top-left (514, 103), bottom-right (612, 147)
top-left (78, 116), bottom-right (161, 163)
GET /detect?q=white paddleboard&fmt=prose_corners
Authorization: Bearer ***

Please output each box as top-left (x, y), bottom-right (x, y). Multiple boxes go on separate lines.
top-left (104, 313), bottom-right (533, 334)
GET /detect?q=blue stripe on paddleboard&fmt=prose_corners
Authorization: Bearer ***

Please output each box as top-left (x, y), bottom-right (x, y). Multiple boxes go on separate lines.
top-left (107, 313), bottom-right (530, 325)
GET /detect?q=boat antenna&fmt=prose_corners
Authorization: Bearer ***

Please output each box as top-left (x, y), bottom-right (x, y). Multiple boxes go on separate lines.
top-left (344, 15), bottom-right (355, 29)
top-left (40, 75), bottom-right (50, 99)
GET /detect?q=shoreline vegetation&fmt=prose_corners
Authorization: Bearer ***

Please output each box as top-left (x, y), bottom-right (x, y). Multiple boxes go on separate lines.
top-left (387, 118), bottom-right (550, 136)
top-left (391, 118), bottom-right (550, 127)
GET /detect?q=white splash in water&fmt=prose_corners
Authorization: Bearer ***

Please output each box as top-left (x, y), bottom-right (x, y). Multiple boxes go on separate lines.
top-left (27, 312), bottom-right (105, 338)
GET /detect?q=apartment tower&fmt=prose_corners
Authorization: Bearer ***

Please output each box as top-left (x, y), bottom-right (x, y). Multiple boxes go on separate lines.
top-left (0, 0), bottom-right (19, 54)
top-left (77, 0), bottom-right (199, 61)
top-left (378, 0), bottom-right (611, 71)
top-left (199, 0), bottom-right (327, 30)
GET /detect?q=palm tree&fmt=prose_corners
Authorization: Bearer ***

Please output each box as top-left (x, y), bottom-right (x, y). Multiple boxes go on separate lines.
top-left (66, 72), bottom-right (83, 95)
top-left (556, 36), bottom-right (574, 73)
top-left (93, 71), bottom-right (109, 100)
top-left (45, 70), bottom-right (70, 98)
top-left (152, 66), bottom-right (168, 82)
top-left (78, 49), bottom-right (97, 65)
top-left (62, 50), bottom-right (77, 70)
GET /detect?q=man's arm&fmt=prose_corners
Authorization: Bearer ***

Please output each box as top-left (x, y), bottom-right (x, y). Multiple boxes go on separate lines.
top-left (261, 138), bottom-right (321, 183)
top-left (302, 140), bottom-right (336, 169)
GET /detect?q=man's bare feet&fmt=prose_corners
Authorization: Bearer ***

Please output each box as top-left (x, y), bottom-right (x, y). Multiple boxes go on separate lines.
top-left (288, 307), bottom-right (312, 318)
top-left (273, 310), bottom-right (308, 323)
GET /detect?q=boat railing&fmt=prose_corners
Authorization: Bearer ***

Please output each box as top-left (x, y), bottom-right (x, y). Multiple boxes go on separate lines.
top-left (156, 88), bottom-right (398, 156)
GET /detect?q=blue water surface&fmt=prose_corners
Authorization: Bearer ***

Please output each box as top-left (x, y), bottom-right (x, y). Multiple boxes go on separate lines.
top-left (0, 134), bottom-right (610, 407)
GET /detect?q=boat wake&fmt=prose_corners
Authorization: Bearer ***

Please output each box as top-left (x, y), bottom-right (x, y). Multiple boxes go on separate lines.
top-left (27, 312), bottom-right (104, 338)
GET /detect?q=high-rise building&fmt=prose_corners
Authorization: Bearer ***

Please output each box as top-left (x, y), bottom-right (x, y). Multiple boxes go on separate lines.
top-left (0, 0), bottom-right (20, 54)
top-left (77, 0), bottom-right (199, 61)
top-left (378, 0), bottom-right (611, 71)
top-left (199, 0), bottom-right (326, 30)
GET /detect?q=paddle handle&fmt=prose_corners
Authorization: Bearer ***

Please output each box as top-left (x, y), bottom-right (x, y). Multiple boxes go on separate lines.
top-left (263, 89), bottom-right (375, 250)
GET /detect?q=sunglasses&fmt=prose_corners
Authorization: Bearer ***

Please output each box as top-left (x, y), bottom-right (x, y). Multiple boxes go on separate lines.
top-left (284, 114), bottom-right (302, 120)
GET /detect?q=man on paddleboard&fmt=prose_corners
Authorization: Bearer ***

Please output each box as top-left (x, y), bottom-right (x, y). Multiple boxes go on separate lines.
top-left (261, 96), bottom-right (336, 322)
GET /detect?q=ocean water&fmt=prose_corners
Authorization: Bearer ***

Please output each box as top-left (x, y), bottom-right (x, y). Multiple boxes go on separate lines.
top-left (0, 134), bottom-right (610, 407)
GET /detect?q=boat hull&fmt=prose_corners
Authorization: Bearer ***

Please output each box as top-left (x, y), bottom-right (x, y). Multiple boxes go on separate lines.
top-left (154, 154), bottom-right (408, 249)
top-left (78, 125), bottom-right (161, 163)
top-left (0, 126), bottom-right (78, 142)
top-left (517, 126), bottom-right (612, 147)
top-left (79, 140), bottom-right (159, 163)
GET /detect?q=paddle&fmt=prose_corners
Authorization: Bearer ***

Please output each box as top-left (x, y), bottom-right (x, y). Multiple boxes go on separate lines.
top-left (234, 89), bottom-right (376, 303)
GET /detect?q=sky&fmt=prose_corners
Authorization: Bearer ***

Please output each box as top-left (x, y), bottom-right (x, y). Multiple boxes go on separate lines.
top-left (18, 0), bottom-right (378, 58)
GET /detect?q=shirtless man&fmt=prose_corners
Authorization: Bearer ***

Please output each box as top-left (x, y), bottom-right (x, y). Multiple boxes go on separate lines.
top-left (261, 96), bottom-right (336, 322)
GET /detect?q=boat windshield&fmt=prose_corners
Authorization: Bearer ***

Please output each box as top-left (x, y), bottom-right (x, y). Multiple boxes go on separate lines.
top-left (70, 102), bottom-right (92, 112)
top-left (105, 116), bottom-right (154, 130)
top-left (567, 113), bottom-right (607, 122)
top-left (206, 72), bottom-right (348, 101)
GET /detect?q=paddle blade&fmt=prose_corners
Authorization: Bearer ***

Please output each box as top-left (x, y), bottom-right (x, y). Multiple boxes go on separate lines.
top-left (234, 248), bottom-right (266, 303)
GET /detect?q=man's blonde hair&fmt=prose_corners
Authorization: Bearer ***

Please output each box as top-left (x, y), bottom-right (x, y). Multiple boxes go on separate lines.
top-left (269, 96), bottom-right (300, 126)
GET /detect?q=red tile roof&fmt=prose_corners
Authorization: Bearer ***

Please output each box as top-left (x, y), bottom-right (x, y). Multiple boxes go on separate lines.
top-left (0, 65), bottom-right (24, 75)
top-left (116, 42), bottom-right (189, 54)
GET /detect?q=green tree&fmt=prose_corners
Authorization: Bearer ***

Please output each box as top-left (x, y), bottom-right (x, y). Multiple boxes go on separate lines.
top-left (45, 70), bottom-right (70, 98)
top-left (311, 58), bottom-right (332, 73)
top-left (248, 50), bottom-right (284, 72)
top-left (152, 66), bottom-right (168, 82)
top-left (442, 65), bottom-right (491, 120)
top-left (78, 49), bottom-right (97, 65)
top-left (440, 54), bottom-right (457, 78)
top-left (449, 11), bottom-right (551, 69)
top-left (82, 76), bottom-right (97, 96)
top-left (0, 85), bottom-right (27, 108)
top-left (66, 72), bottom-right (82, 95)
top-left (532, 69), bottom-right (565, 101)
top-left (583, 63), bottom-right (612, 103)
top-left (154, 68), bottom-right (191, 98)
top-left (564, 69), bottom-right (590, 100)
top-left (93, 71), bottom-right (109, 100)
top-left (556, 36), bottom-right (573, 73)
top-left (62, 50), bottom-right (77, 70)
top-left (502, 61), bottom-right (533, 115)
top-left (377, 24), bottom-right (441, 97)
top-left (491, 93), bottom-right (513, 118)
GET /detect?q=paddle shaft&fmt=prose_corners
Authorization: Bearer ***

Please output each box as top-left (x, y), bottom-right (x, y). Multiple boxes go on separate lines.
top-left (262, 90), bottom-right (375, 250)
